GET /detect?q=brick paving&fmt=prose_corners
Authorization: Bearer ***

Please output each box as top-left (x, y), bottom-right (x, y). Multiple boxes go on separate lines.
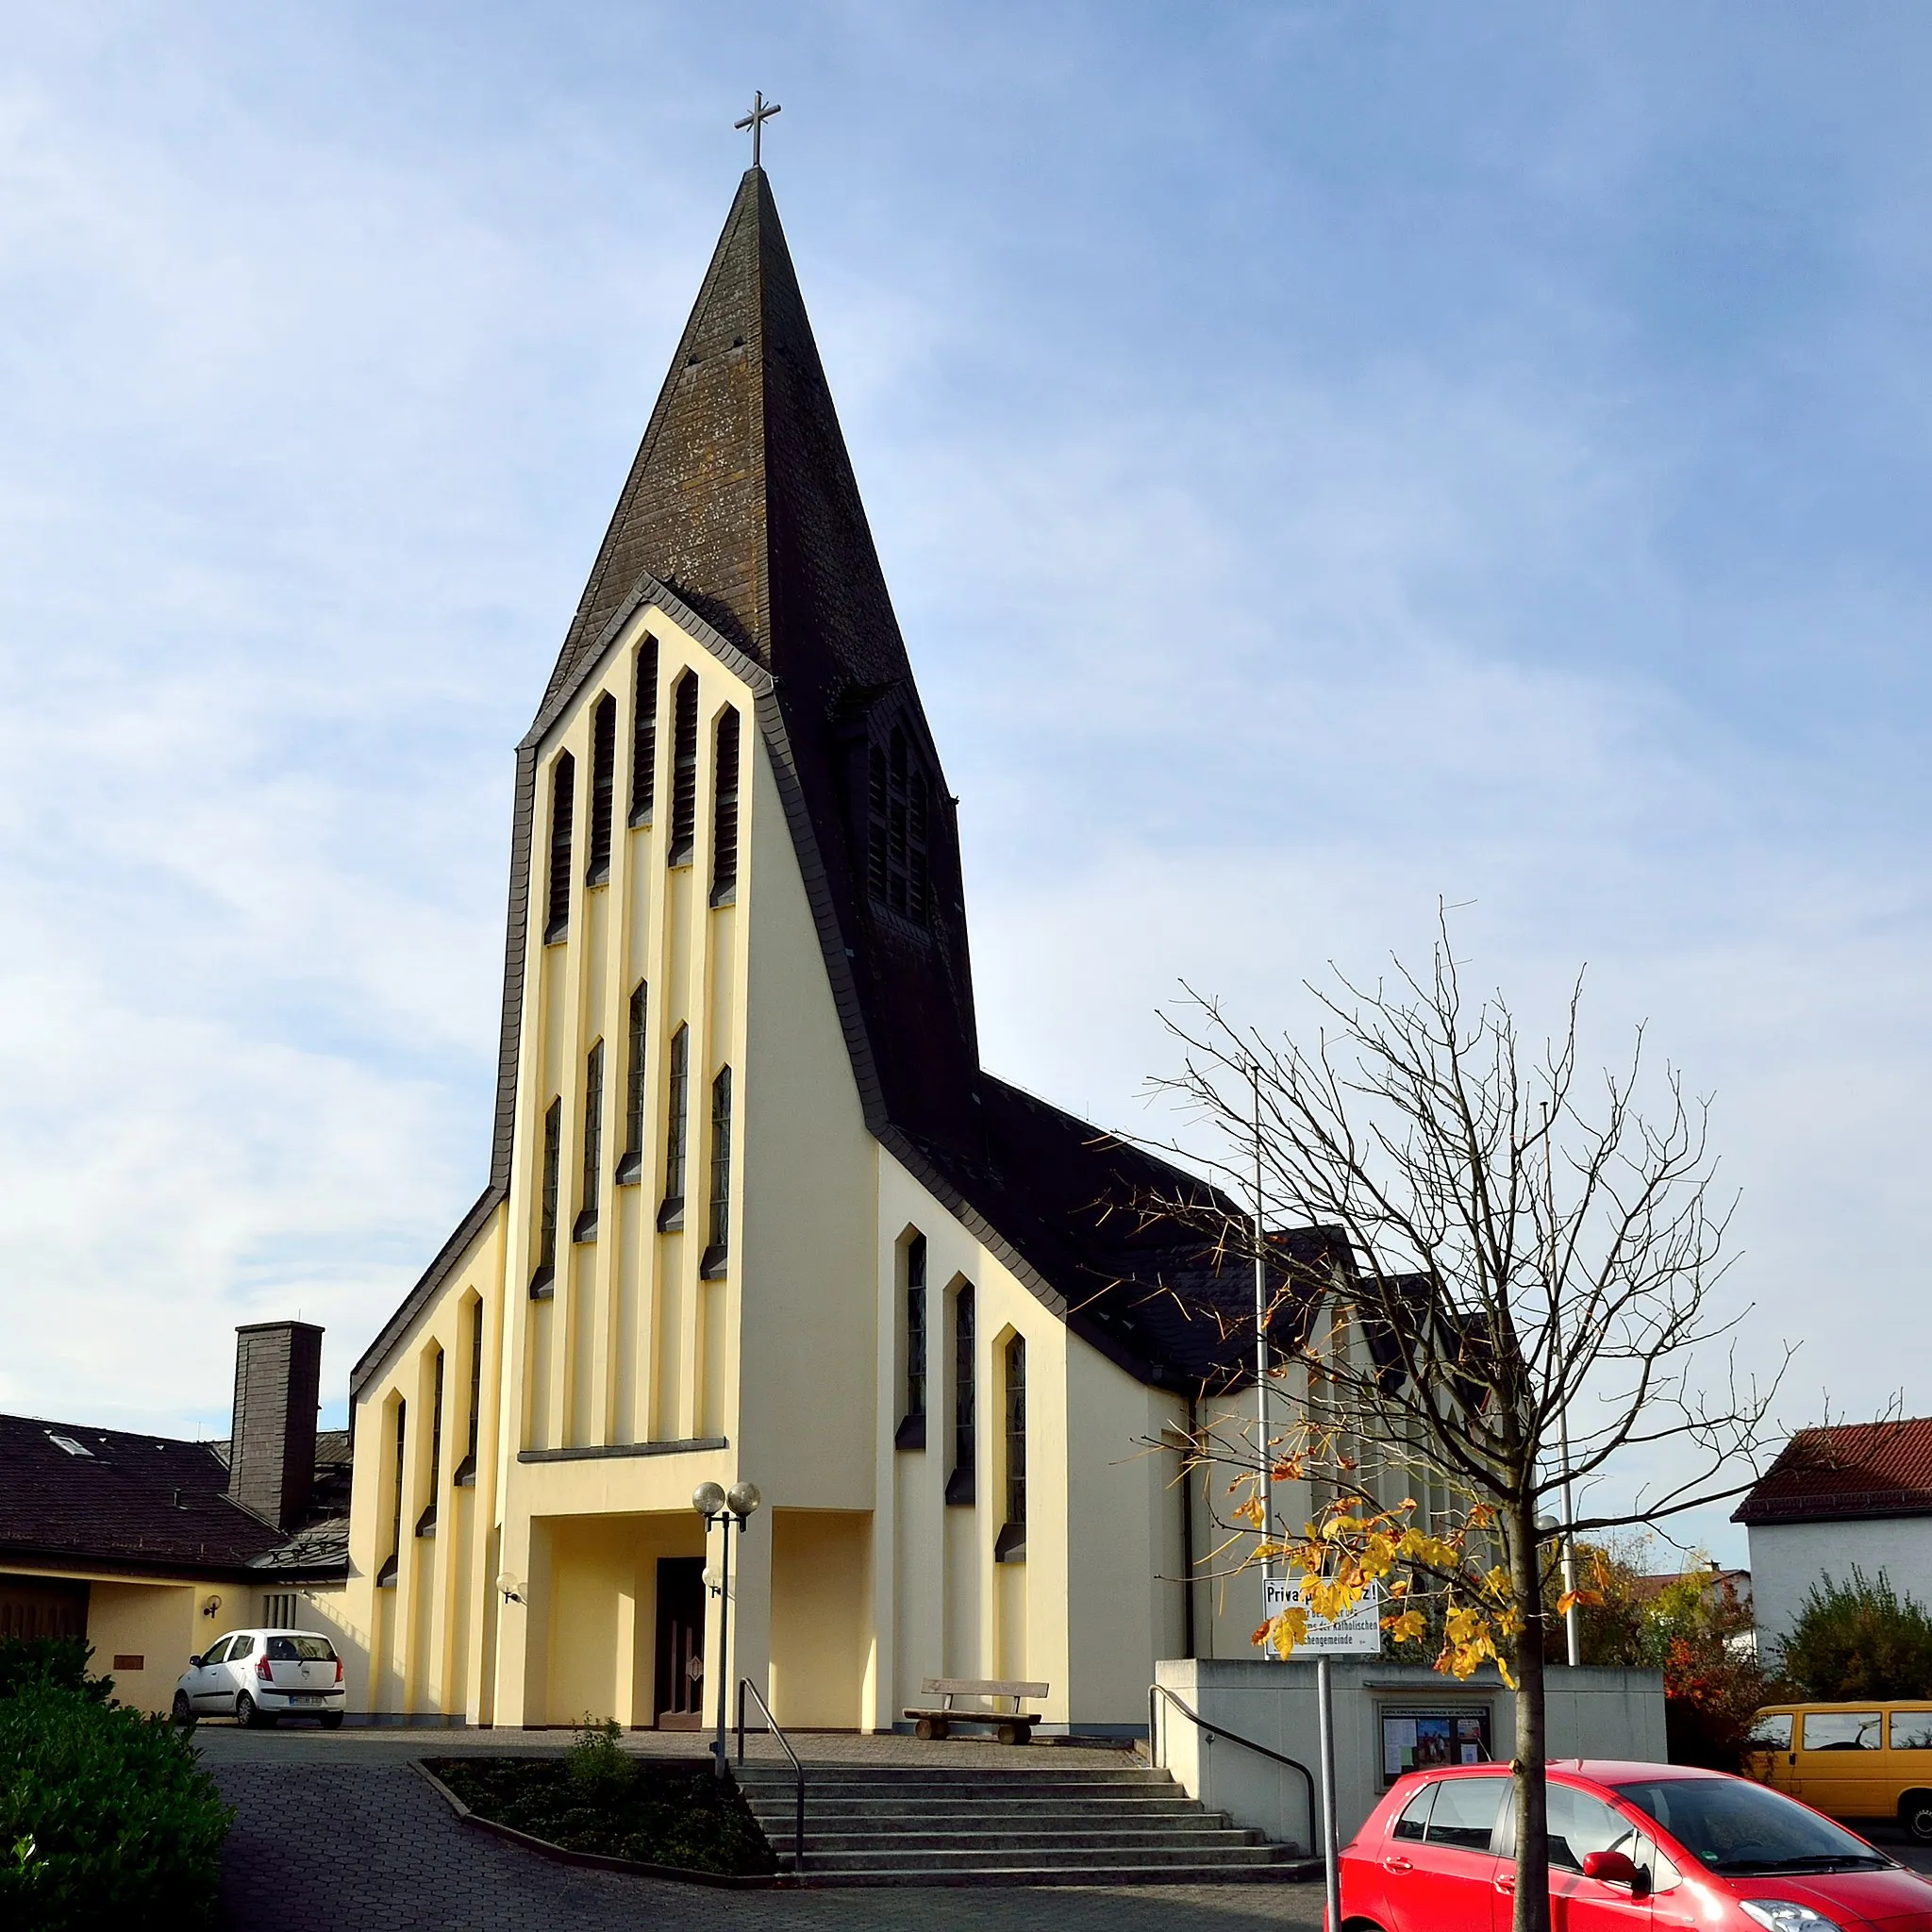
top-left (200, 1727), bottom-right (1324, 1930)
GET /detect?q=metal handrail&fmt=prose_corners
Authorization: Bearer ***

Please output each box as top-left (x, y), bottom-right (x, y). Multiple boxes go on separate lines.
top-left (735, 1677), bottom-right (806, 1882)
top-left (1147, 1681), bottom-right (1318, 1853)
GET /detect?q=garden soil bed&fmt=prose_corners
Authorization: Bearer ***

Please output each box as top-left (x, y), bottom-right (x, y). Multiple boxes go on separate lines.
top-left (422, 1756), bottom-right (778, 1881)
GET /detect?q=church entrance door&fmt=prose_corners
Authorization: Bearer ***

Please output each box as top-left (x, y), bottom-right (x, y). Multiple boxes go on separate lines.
top-left (653, 1557), bottom-right (706, 1730)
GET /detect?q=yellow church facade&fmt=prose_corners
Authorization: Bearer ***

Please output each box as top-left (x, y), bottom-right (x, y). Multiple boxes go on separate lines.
top-left (338, 166), bottom-right (1324, 1735)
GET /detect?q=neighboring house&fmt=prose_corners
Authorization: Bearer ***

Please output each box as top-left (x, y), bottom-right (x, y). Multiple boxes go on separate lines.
top-left (341, 160), bottom-right (1450, 1735)
top-left (1734, 1418), bottom-right (1932, 1653)
top-left (0, 1322), bottom-right (353, 1712)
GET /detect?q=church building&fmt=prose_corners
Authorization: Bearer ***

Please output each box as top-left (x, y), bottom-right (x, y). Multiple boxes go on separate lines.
top-left (340, 163), bottom-right (1325, 1734)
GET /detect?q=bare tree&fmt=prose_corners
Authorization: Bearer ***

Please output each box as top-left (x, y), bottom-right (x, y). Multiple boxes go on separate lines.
top-left (1139, 913), bottom-right (1788, 1932)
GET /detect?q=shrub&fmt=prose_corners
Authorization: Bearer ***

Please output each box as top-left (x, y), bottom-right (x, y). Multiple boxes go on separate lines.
top-left (566, 1713), bottom-right (632, 1796)
top-left (0, 1638), bottom-right (111, 1705)
top-left (1779, 1567), bottom-right (1932, 1701)
top-left (0, 1679), bottom-right (232, 1930)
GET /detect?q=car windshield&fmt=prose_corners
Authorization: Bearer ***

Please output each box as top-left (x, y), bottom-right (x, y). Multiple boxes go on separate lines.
top-left (265, 1637), bottom-right (337, 1663)
top-left (1613, 1777), bottom-right (1891, 1875)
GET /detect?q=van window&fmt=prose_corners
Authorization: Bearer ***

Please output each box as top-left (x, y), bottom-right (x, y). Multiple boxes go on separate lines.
top-left (1892, 1712), bottom-right (1932, 1752)
top-left (1747, 1712), bottom-right (1792, 1751)
top-left (1803, 1711), bottom-right (1880, 1751)
top-left (1426, 1777), bottom-right (1507, 1853)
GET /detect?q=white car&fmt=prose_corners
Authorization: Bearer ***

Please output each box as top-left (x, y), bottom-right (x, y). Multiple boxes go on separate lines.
top-left (172, 1627), bottom-right (346, 1728)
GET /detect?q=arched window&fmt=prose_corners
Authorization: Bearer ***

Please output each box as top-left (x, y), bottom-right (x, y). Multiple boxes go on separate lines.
top-left (701, 1066), bottom-right (732, 1278)
top-left (587, 695), bottom-right (616, 885)
top-left (658, 1023), bottom-right (689, 1230)
top-left (947, 1282), bottom-right (975, 1506)
top-left (630, 636), bottom-right (658, 826)
top-left (454, 1298), bottom-right (483, 1487)
top-left (618, 981), bottom-right (647, 1185)
top-left (710, 707), bottom-right (741, 906)
top-left (377, 1398), bottom-right (407, 1587)
top-left (531, 1097), bottom-right (561, 1298)
top-left (544, 753), bottom-right (575, 943)
top-left (667, 673), bottom-right (699, 867)
top-left (907, 1235), bottom-right (927, 1425)
top-left (417, 1347), bottom-right (444, 1539)
top-left (867, 724), bottom-right (929, 924)
top-left (575, 1041), bottom-right (603, 1242)
top-left (998, 1334), bottom-right (1026, 1562)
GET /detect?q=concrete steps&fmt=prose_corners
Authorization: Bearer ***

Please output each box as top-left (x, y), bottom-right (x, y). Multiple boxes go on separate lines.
top-left (734, 1759), bottom-right (1315, 1887)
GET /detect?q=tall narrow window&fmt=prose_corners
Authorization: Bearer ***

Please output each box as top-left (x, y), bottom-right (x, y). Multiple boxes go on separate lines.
top-left (630, 636), bottom-right (658, 826)
top-left (575, 1041), bottom-right (603, 1241)
top-left (587, 695), bottom-right (616, 884)
top-left (667, 673), bottom-right (698, 866)
top-left (867, 724), bottom-right (930, 924)
top-left (710, 707), bottom-right (741, 906)
top-left (531, 1097), bottom-right (561, 1297)
top-left (417, 1348), bottom-right (444, 1538)
top-left (701, 1066), bottom-right (732, 1278)
top-left (897, 1234), bottom-right (927, 1451)
top-left (455, 1302), bottom-right (482, 1487)
top-left (947, 1282), bottom-right (975, 1506)
top-left (658, 1024), bottom-right (689, 1230)
top-left (997, 1334), bottom-right (1026, 1561)
top-left (618, 981), bottom-right (647, 1185)
top-left (544, 753), bottom-right (575, 943)
top-left (378, 1398), bottom-right (407, 1586)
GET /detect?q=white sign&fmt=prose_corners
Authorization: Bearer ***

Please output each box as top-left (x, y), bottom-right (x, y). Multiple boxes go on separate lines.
top-left (1262, 1576), bottom-right (1384, 1657)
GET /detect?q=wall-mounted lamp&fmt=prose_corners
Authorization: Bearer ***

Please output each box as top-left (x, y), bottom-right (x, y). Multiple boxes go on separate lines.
top-left (495, 1572), bottom-right (525, 1606)
top-left (200, 1594), bottom-right (222, 1620)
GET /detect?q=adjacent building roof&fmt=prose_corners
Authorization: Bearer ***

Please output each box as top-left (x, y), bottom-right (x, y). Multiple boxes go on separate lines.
top-left (0, 1412), bottom-right (349, 1583)
top-left (354, 166), bottom-right (1343, 1400)
top-left (1733, 1419), bottom-right (1932, 1527)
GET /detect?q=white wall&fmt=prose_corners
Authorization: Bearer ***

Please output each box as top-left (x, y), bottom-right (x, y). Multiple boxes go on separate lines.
top-left (1748, 1517), bottom-right (1932, 1650)
top-left (1153, 1658), bottom-right (1667, 1850)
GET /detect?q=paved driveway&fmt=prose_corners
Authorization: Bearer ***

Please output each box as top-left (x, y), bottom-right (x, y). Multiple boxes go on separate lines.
top-left (202, 1728), bottom-right (1324, 1932)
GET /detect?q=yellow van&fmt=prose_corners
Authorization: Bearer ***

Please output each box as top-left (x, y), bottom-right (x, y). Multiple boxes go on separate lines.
top-left (1745, 1703), bottom-right (1932, 1842)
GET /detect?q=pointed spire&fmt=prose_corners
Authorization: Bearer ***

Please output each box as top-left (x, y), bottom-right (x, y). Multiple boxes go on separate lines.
top-left (543, 170), bottom-right (983, 1155)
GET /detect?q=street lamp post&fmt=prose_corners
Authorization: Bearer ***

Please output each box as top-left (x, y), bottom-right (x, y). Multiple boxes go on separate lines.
top-left (693, 1478), bottom-right (761, 1776)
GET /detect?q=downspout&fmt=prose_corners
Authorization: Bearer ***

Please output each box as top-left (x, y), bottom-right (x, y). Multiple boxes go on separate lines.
top-left (1181, 1392), bottom-right (1198, 1659)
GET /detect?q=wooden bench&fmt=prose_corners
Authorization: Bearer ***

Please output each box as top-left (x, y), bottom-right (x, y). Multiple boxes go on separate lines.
top-left (904, 1676), bottom-right (1049, 1745)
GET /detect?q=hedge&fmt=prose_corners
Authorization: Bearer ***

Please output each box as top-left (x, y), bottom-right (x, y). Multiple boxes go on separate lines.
top-left (0, 1641), bottom-right (231, 1931)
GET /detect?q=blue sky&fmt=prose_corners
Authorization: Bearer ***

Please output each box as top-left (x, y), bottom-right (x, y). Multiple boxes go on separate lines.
top-left (5, 4), bottom-right (1931, 1563)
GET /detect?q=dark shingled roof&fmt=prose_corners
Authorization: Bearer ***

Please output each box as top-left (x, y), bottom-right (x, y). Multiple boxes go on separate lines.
top-left (353, 167), bottom-right (1335, 1399)
top-left (1734, 1419), bottom-right (1932, 1527)
top-left (0, 1412), bottom-right (310, 1580)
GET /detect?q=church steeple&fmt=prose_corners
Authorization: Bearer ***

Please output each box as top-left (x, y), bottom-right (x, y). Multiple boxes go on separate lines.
top-left (541, 167), bottom-right (983, 1157)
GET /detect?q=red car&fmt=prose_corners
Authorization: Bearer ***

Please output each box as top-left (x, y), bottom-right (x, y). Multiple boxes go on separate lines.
top-left (1339, 1758), bottom-right (1932, 1931)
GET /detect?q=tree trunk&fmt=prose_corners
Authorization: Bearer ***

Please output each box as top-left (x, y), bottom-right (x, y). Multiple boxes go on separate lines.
top-left (1509, 1504), bottom-right (1553, 1932)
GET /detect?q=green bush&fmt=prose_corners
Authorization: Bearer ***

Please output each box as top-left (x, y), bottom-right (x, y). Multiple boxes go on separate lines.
top-left (0, 1679), bottom-right (232, 1931)
top-left (0, 1638), bottom-right (111, 1704)
top-left (1779, 1567), bottom-right (1932, 1702)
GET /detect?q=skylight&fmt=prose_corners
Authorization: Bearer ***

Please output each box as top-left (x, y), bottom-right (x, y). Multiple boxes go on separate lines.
top-left (47, 1433), bottom-right (93, 1457)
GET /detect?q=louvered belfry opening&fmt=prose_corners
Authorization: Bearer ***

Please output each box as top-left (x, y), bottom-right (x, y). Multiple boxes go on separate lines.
top-left (710, 706), bottom-right (741, 905)
top-left (587, 695), bottom-right (616, 884)
top-left (948, 1282), bottom-right (975, 1506)
top-left (620, 979), bottom-right (647, 1183)
top-left (630, 635), bottom-right (658, 825)
top-left (667, 673), bottom-right (699, 866)
top-left (544, 753), bottom-right (575, 943)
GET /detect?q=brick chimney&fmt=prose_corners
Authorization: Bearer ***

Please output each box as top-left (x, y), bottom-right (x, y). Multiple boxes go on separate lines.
top-left (227, 1322), bottom-right (324, 1532)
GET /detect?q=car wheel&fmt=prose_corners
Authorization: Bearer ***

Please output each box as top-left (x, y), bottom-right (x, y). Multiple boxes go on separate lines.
top-left (320, 1711), bottom-right (344, 1730)
top-left (235, 1691), bottom-right (272, 1729)
top-left (1904, 1791), bottom-right (1932, 1843)
top-left (172, 1691), bottom-right (193, 1727)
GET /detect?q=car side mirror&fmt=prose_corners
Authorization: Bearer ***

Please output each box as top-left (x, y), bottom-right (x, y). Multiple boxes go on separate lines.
top-left (188, 1655), bottom-right (202, 1669)
top-left (1582, 1850), bottom-right (1648, 1897)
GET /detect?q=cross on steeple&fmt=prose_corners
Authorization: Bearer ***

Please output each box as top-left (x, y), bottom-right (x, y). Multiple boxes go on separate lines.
top-left (735, 91), bottom-right (782, 168)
